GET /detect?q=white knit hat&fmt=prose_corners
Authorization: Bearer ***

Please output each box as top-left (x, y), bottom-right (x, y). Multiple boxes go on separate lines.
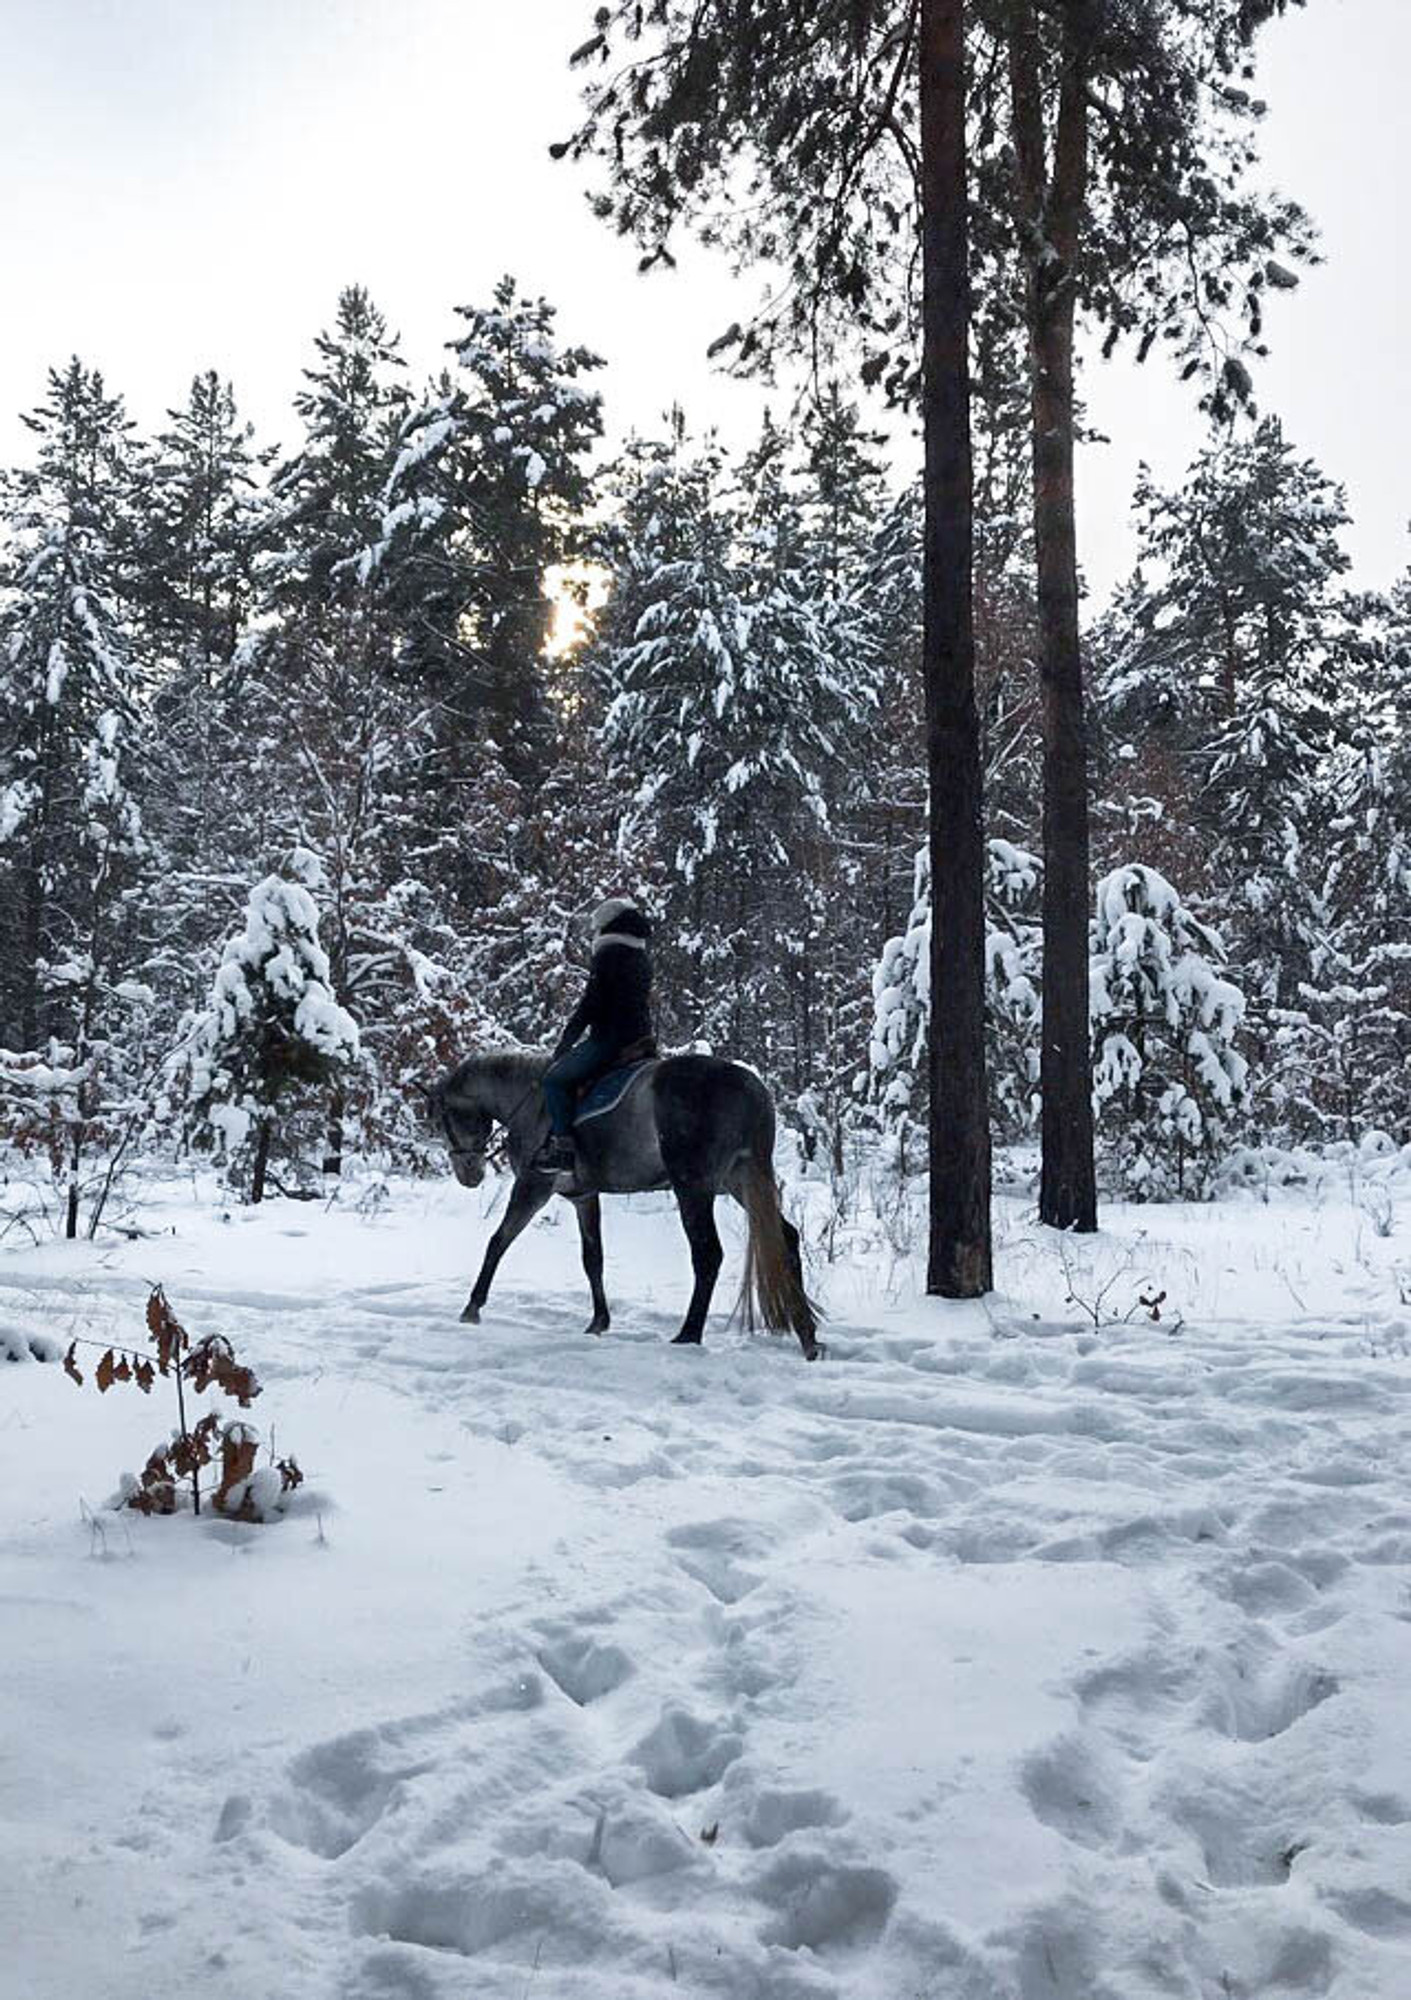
top-left (590, 898), bottom-right (636, 934)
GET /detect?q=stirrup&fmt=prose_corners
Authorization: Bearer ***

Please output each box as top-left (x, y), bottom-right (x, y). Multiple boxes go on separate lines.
top-left (536, 1136), bottom-right (575, 1174)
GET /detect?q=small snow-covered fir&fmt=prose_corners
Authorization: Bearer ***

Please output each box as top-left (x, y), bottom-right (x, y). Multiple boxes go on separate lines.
top-left (1091, 863), bottom-right (1247, 1198)
top-left (185, 867), bottom-right (359, 1198)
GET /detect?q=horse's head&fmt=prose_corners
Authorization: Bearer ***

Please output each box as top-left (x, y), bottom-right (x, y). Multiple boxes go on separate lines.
top-left (421, 1074), bottom-right (492, 1190)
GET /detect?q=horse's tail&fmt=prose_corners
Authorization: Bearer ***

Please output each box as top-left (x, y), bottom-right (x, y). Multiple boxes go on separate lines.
top-left (736, 1150), bottom-right (822, 1358)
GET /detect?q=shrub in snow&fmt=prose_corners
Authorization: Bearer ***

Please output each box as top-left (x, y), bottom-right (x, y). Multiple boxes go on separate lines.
top-left (185, 867), bottom-right (359, 1202)
top-left (1267, 973), bottom-right (1411, 1147)
top-left (64, 1287), bottom-right (302, 1522)
top-left (1091, 864), bottom-right (1247, 1198)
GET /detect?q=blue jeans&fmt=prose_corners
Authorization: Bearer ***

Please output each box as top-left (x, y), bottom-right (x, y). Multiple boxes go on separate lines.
top-left (543, 1036), bottom-right (618, 1136)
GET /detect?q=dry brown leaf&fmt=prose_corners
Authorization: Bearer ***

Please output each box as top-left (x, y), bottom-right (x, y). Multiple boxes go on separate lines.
top-left (63, 1341), bottom-right (83, 1387)
top-left (146, 1287), bottom-right (186, 1375)
top-left (95, 1349), bottom-right (117, 1394)
top-left (218, 1362), bottom-right (261, 1408)
top-left (171, 1413), bottom-right (219, 1482)
top-left (214, 1432), bottom-right (259, 1514)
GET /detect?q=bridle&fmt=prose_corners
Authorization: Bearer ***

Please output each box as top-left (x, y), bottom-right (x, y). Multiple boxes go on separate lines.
top-left (435, 1077), bottom-right (544, 1177)
top-left (438, 1099), bottom-right (490, 1173)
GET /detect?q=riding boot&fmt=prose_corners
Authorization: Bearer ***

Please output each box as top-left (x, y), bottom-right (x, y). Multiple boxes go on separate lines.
top-left (534, 1134), bottom-right (576, 1175)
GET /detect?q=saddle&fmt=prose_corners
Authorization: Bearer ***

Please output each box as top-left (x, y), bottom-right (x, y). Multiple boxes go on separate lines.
top-left (572, 1037), bottom-right (659, 1128)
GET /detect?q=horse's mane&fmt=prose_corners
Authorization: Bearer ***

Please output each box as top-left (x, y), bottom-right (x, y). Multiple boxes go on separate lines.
top-left (442, 1046), bottom-right (550, 1096)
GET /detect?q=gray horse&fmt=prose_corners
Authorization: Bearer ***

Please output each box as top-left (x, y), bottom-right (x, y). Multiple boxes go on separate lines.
top-left (429, 1049), bottom-right (820, 1358)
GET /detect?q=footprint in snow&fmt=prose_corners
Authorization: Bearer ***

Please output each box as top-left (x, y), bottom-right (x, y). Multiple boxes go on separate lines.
top-left (630, 1704), bottom-right (744, 1799)
top-left (1327, 1887), bottom-right (1411, 1939)
top-left (1020, 1734), bottom-right (1125, 1852)
top-left (268, 1676), bottom-right (545, 1859)
top-left (535, 1628), bottom-right (635, 1706)
top-left (728, 1780), bottom-right (848, 1849)
top-left (752, 1850), bottom-right (898, 1954)
top-left (667, 1517), bottom-right (771, 1604)
top-left (1203, 1657), bottom-right (1340, 1743)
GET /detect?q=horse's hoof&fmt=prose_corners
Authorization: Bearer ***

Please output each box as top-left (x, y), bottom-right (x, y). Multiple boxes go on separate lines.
top-left (585, 1318), bottom-right (609, 1338)
top-left (460, 1304), bottom-right (481, 1325)
top-left (801, 1339), bottom-right (824, 1362)
top-left (671, 1329), bottom-right (703, 1346)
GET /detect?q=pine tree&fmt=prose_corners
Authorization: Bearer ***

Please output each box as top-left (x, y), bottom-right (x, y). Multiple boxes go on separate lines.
top-left (1283, 566), bottom-right (1411, 1143)
top-left (1098, 421), bottom-right (1361, 1010)
top-left (598, 433), bottom-right (755, 1048)
top-left (0, 360), bottom-right (154, 1236)
top-left (184, 863), bottom-right (360, 1202)
top-left (598, 423), bottom-right (862, 1076)
top-left (1090, 864), bottom-right (1247, 1198)
top-left (792, 389), bottom-right (901, 1155)
top-left (141, 370), bottom-right (262, 673)
top-left (563, 0), bottom-right (1314, 1240)
top-left (138, 371), bottom-right (266, 1017)
top-left (846, 480), bottom-right (926, 949)
top-left (739, 409), bottom-right (876, 1098)
top-left (272, 285), bottom-right (409, 609)
top-left (564, 0), bottom-right (994, 1292)
top-left (377, 276), bottom-right (604, 778)
top-left (249, 287), bottom-right (469, 1168)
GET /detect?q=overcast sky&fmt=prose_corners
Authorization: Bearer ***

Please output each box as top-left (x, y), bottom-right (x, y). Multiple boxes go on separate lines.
top-left (1, 0), bottom-right (1404, 606)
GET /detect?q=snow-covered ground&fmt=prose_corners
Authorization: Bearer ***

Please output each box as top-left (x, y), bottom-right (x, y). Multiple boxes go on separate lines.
top-left (3, 1160), bottom-right (1411, 1999)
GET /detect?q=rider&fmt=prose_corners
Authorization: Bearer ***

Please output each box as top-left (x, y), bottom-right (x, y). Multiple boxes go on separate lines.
top-left (537, 899), bottom-right (655, 1172)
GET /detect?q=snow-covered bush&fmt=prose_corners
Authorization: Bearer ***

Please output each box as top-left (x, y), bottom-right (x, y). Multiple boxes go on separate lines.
top-left (869, 841), bottom-right (1042, 1170)
top-left (984, 840), bottom-right (1044, 1134)
top-left (1091, 864), bottom-right (1247, 1198)
top-left (1267, 973), bottom-right (1411, 1147)
top-left (184, 864), bottom-right (359, 1201)
top-left (869, 851), bottom-right (929, 1176)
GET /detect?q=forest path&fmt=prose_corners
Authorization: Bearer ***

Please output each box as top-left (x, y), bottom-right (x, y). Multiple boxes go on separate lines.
top-left (2, 1177), bottom-right (1410, 1998)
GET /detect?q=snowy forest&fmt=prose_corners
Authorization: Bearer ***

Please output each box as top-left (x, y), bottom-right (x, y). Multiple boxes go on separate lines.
top-left (5, 6), bottom-right (1411, 1996)
top-left (0, 276), bottom-right (1406, 1236)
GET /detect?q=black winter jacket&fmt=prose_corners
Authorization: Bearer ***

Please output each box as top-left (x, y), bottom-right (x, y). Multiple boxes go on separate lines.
top-left (556, 938), bottom-right (653, 1057)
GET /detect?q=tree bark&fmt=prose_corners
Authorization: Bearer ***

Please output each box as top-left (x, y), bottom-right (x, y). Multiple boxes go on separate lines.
top-left (323, 1086), bottom-right (345, 1178)
top-left (1010, 1), bottom-right (1098, 1232)
top-left (920, 0), bottom-right (993, 1296)
top-left (251, 1119), bottom-right (273, 1205)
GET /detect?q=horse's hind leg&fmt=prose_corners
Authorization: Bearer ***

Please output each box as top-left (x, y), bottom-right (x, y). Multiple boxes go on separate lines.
top-left (671, 1186), bottom-right (723, 1347)
top-left (573, 1193), bottom-right (610, 1336)
top-left (462, 1173), bottom-right (552, 1323)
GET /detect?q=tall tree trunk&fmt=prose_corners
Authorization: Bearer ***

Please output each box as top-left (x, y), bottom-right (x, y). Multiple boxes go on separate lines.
top-left (64, 1124), bottom-right (82, 1240)
top-left (1010, 1), bottom-right (1097, 1232)
top-left (251, 1119), bottom-right (273, 1204)
top-left (323, 1087), bottom-right (345, 1178)
top-left (1032, 292), bottom-right (1096, 1229)
top-left (920, 0), bottom-right (993, 1297)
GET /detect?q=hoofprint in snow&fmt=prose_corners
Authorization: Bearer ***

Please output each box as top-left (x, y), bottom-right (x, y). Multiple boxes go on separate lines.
top-left (3, 1162), bottom-right (1411, 2000)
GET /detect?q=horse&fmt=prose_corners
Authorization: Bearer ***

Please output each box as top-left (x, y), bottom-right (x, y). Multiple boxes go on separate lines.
top-left (427, 1048), bottom-right (820, 1358)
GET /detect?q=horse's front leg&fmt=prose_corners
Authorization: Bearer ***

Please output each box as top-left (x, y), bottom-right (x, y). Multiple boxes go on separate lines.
top-left (573, 1193), bottom-right (611, 1336)
top-left (670, 1185), bottom-right (723, 1347)
top-left (462, 1172), bottom-right (553, 1323)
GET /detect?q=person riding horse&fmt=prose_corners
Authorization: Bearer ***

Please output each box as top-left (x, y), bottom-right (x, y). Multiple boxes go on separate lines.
top-left (536, 899), bottom-right (657, 1173)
